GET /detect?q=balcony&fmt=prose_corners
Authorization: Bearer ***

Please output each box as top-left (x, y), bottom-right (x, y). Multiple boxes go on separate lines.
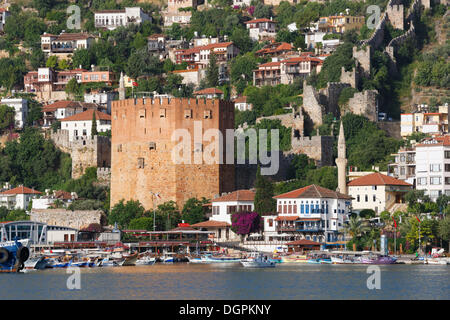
top-left (276, 225), bottom-right (297, 232)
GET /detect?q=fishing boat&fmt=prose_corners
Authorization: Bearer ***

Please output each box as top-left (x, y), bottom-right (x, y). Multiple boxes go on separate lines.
top-left (120, 253), bottom-right (139, 266)
top-left (160, 252), bottom-right (176, 263)
top-left (241, 253), bottom-right (276, 268)
top-left (187, 255), bottom-right (209, 264)
top-left (0, 239), bottom-right (30, 272)
top-left (97, 257), bottom-right (119, 267)
top-left (23, 256), bottom-right (48, 270)
top-left (46, 258), bottom-right (70, 268)
top-left (135, 256), bottom-right (156, 265)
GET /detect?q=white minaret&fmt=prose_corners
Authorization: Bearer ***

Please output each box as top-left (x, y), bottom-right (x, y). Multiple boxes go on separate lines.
top-left (335, 121), bottom-right (347, 194)
top-left (119, 72), bottom-right (125, 100)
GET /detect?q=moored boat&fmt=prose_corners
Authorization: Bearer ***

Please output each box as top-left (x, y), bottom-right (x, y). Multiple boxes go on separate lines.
top-left (241, 253), bottom-right (276, 268)
top-left (0, 239), bottom-right (30, 272)
top-left (135, 256), bottom-right (156, 265)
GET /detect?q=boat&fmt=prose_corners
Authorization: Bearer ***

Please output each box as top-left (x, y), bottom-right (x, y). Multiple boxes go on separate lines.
top-left (424, 258), bottom-right (448, 265)
top-left (135, 256), bottom-right (156, 265)
top-left (23, 256), bottom-right (48, 270)
top-left (203, 255), bottom-right (241, 263)
top-left (360, 254), bottom-right (397, 265)
top-left (330, 255), bottom-right (357, 264)
top-left (97, 257), bottom-right (119, 267)
top-left (0, 239), bottom-right (30, 272)
top-left (280, 254), bottom-right (309, 264)
top-left (160, 252), bottom-right (176, 263)
top-left (241, 253), bottom-right (276, 268)
top-left (187, 255), bottom-right (209, 264)
top-left (119, 253), bottom-right (139, 266)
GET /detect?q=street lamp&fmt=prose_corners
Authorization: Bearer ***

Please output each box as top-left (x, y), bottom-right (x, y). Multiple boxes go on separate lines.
top-left (149, 191), bottom-right (160, 231)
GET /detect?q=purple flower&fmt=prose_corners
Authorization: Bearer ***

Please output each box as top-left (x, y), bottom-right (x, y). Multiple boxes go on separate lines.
top-left (231, 211), bottom-right (260, 235)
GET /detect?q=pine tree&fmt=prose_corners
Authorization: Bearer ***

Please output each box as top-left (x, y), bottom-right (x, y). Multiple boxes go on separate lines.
top-left (254, 166), bottom-right (276, 215)
top-left (206, 53), bottom-right (219, 87)
top-left (91, 111), bottom-right (98, 136)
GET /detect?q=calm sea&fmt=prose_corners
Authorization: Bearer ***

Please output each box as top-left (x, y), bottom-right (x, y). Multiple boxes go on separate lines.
top-left (1, 264), bottom-right (449, 300)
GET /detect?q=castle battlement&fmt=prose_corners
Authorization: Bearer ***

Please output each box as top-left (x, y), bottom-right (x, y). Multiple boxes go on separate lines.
top-left (113, 97), bottom-right (234, 110)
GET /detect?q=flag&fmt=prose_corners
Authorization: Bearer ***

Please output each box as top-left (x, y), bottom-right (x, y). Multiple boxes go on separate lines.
top-left (416, 215), bottom-right (421, 223)
top-left (132, 82), bottom-right (138, 87)
top-left (392, 216), bottom-right (397, 228)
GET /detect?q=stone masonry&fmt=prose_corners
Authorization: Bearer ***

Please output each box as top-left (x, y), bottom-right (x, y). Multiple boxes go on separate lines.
top-left (111, 97), bottom-right (235, 210)
top-left (30, 209), bottom-right (106, 230)
top-left (51, 129), bottom-right (111, 179)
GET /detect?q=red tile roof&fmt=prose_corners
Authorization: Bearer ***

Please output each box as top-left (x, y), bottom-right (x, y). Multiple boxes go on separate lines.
top-left (245, 18), bottom-right (277, 24)
top-left (347, 172), bottom-right (412, 187)
top-left (60, 109), bottom-right (111, 122)
top-left (212, 190), bottom-right (255, 202)
top-left (179, 42), bottom-right (234, 55)
top-left (257, 61), bottom-right (281, 68)
top-left (191, 220), bottom-right (231, 228)
top-left (194, 88), bottom-right (224, 95)
top-left (416, 135), bottom-right (450, 147)
top-left (274, 184), bottom-right (352, 200)
top-left (275, 216), bottom-right (299, 221)
top-left (234, 96), bottom-right (248, 103)
top-left (256, 42), bottom-right (293, 55)
top-left (0, 186), bottom-right (41, 195)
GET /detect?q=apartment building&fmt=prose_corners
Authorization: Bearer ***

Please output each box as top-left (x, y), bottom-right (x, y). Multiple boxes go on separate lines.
top-left (415, 135), bottom-right (450, 199)
top-left (253, 54), bottom-right (322, 86)
top-left (244, 18), bottom-right (277, 41)
top-left (0, 98), bottom-right (28, 129)
top-left (400, 104), bottom-right (449, 137)
top-left (41, 32), bottom-right (97, 56)
top-left (318, 15), bottom-right (365, 33)
top-left (94, 7), bottom-right (151, 30)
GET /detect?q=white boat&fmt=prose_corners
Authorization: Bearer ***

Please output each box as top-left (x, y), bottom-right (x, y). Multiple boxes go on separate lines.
top-left (160, 253), bottom-right (175, 263)
top-left (241, 254), bottom-right (276, 268)
top-left (135, 256), bottom-right (156, 265)
top-left (204, 255), bottom-right (241, 263)
top-left (23, 256), bottom-right (48, 270)
top-left (97, 257), bottom-right (119, 267)
top-left (187, 255), bottom-right (209, 264)
top-left (424, 258), bottom-right (448, 265)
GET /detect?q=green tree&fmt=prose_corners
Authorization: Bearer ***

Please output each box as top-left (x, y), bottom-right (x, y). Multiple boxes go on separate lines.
top-left (126, 48), bottom-right (162, 79)
top-left (254, 167), bottom-right (276, 215)
top-left (206, 53), bottom-right (219, 88)
top-left (6, 209), bottom-right (29, 221)
top-left (46, 55), bottom-right (58, 69)
top-left (91, 112), bottom-right (98, 136)
top-left (128, 217), bottom-right (154, 230)
top-left (230, 53), bottom-right (258, 94)
top-left (438, 216), bottom-right (450, 252)
top-left (0, 105), bottom-right (15, 134)
top-left (65, 78), bottom-right (81, 99)
top-left (181, 197), bottom-right (209, 225)
top-left (109, 199), bottom-right (146, 229)
top-left (72, 49), bottom-right (93, 70)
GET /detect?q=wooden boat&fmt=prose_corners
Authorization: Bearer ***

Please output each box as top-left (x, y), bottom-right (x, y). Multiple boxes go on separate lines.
top-left (135, 256), bottom-right (156, 265)
top-left (280, 254), bottom-right (309, 263)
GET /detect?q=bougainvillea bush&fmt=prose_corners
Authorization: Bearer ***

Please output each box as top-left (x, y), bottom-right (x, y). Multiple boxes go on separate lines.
top-left (231, 211), bottom-right (261, 235)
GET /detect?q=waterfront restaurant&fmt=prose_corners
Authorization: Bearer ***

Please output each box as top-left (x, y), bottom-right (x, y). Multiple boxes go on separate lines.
top-left (286, 239), bottom-right (321, 253)
top-left (122, 224), bottom-right (215, 252)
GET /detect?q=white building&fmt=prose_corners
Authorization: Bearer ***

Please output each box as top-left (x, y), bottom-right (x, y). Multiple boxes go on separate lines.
top-left (60, 109), bottom-right (111, 141)
top-left (232, 0), bottom-right (252, 7)
top-left (0, 186), bottom-right (42, 210)
top-left (40, 32), bottom-right (97, 55)
top-left (1, 98), bottom-right (28, 129)
top-left (0, 8), bottom-right (10, 32)
top-left (193, 88), bottom-right (224, 99)
top-left (244, 18), bottom-right (277, 41)
top-left (84, 92), bottom-right (116, 114)
top-left (415, 135), bottom-right (450, 200)
top-left (191, 190), bottom-right (255, 242)
top-left (94, 7), bottom-right (152, 30)
top-left (233, 96), bottom-right (252, 111)
top-left (348, 172), bottom-right (413, 214)
top-left (266, 184), bottom-right (352, 243)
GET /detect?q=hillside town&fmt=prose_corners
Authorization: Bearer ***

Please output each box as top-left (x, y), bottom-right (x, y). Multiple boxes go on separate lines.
top-left (0, 0), bottom-right (449, 274)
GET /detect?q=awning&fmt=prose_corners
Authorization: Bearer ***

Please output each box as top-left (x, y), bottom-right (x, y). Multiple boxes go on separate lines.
top-left (275, 216), bottom-right (299, 221)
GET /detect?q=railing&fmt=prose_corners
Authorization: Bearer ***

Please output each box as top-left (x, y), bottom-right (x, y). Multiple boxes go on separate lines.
top-left (276, 226), bottom-right (296, 232)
